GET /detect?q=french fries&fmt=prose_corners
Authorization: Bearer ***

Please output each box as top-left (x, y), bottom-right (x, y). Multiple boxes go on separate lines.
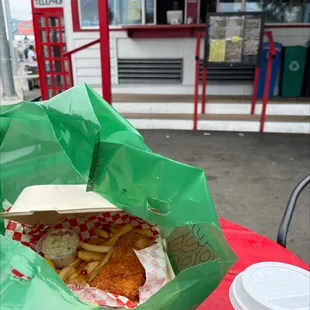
top-left (59, 266), bottom-right (76, 281)
top-left (67, 261), bottom-right (100, 281)
top-left (104, 224), bottom-right (133, 246)
top-left (87, 238), bottom-right (107, 245)
top-left (109, 226), bottom-right (153, 238)
top-left (66, 275), bottom-right (86, 287)
top-left (87, 249), bottom-right (113, 283)
top-left (76, 262), bottom-right (87, 272)
top-left (93, 228), bottom-right (109, 239)
top-left (80, 241), bottom-right (111, 254)
top-left (109, 226), bottom-right (118, 234)
top-left (78, 250), bottom-right (105, 262)
top-left (84, 262), bottom-right (100, 281)
top-left (67, 270), bottom-right (80, 281)
top-left (69, 258), bottom-right (82, 268)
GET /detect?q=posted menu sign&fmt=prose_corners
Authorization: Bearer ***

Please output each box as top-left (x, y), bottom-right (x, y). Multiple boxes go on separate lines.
top-left (205, 12), bottom-right (264, 67)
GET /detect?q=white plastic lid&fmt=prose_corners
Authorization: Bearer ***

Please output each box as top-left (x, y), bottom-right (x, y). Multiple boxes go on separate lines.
top-left (229, 262), bottom-right (310, 310)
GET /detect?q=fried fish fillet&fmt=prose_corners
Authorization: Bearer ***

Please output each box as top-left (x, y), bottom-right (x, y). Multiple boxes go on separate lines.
top-left (89, 232), bottom-right (154, 300)
top-left (116, 231), bottom-right (154, 250)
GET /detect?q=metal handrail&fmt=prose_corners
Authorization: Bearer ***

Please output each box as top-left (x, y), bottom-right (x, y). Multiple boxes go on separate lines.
top-left (63, 38), bottom-right (100, 58)
top-left (277, 175), bottom-right (310, 248)
top-left (265, 31), bottom-right (276, 57)
top-left (251, 31), bottom-right (277, 116)
top-left (259, 31), bottom-right (276, 133)
top-left (193, 32), bottom-right (204, 131)
top-left (195, 30), bottom-right (277, 132)
top-left (63, 38), bottom-right (100, 87)
top-left (251, 30), bottom-right (277, 119)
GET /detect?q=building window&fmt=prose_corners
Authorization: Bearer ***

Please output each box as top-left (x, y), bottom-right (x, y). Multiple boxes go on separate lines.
top-left (200, 0), bottom-right (217, 23)
top-left (261, 0), bottom-right (306, 23)
top-left (146, 0), bottom-right (156, 23)
top-left (73, 0), bottom-right (309, 31)
top-left (245, 0), bottom-right (262, 12)
top-left (156, 0), bottom-right (185, 24)
top-left (78, 0), bottom-right (99, 27)
top-left (217, 0), bottom-right (243, 13)
top-left (215, 0), bottom-right (307, 23)
top-left (77, 0), bottom-right (156, 29)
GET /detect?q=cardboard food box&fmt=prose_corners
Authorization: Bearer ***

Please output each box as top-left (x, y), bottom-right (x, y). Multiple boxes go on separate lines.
top-left (2, 184), bottom-right (175, 308)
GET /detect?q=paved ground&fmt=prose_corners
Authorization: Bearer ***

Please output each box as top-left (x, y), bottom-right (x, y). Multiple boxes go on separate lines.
top-left (24, 89), bottom-right (41, 102)
top-left (141, 130), bottom-right (310, 264)
top-left (0, 89), bottom-right (41, 105)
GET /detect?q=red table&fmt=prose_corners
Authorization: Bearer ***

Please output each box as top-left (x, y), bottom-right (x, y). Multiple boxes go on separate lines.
top-left (199, 218), bottom-right (310, 310)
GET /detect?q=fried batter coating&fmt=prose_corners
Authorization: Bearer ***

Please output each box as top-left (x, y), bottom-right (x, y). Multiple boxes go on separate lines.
top-left (89, 232), bottom-right (154, 300)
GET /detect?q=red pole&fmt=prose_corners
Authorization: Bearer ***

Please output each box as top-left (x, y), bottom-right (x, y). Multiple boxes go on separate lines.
top-left (260, 55), bottom-right (273, 133)
top-left (193, 33), bottom-right (201, 131)
top-left (251, 66), bottom-right (260, 115)
top-left (201, 67), bottom-right (207, 114)
top-left (98, 0), bottom-right (112, 104)
top-left (68, 56), bottom-right (74, 87)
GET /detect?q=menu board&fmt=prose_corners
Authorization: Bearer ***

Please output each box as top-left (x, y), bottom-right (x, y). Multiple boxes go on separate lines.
top-left (209, 40), bottom-right (226, 62)
top-left (242, 17), bottom-right (262, 64)
top-left (205, 13), bottom-right (264, 67)
top-left (225, 16), bottom-right (243, 63)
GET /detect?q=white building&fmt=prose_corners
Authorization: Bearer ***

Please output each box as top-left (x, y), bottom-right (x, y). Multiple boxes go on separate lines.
top-left (31, 0), bottom-right (310, 133)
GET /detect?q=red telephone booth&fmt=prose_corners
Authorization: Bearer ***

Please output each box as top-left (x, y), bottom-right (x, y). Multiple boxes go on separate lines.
top-left (31, 0), bottom-right (72, 100)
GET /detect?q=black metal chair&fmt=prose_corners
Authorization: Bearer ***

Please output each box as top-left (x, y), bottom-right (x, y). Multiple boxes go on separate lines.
top-left (277, 174), bottom-right (310, 248)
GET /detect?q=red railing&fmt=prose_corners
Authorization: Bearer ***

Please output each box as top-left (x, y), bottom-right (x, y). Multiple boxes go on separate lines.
top-left (259, 31), bottom-right (277, 133)
top-left (194, 30), bottom-right (277, 133)
top-left (193, 32), bottom-right (204, 131)
top-left (63, 38), bottom-right (100, 89)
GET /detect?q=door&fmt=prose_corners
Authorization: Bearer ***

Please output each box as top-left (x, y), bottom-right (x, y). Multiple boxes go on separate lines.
top-left (33, 11), bottom-right (72, 100)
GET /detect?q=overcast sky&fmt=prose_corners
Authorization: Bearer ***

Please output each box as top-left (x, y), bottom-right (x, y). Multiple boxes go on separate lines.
top-left (8, 0), bottom-right (32, 20)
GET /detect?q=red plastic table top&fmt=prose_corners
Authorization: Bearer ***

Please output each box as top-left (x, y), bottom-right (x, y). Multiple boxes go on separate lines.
top-left (198, 218), bottom-right (310, 310)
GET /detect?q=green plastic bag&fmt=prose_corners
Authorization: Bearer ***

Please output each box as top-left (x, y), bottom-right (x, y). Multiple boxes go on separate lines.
top-left (0, 84), bottom-right (237, 310)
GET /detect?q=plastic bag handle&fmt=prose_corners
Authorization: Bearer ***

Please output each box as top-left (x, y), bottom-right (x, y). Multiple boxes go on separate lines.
top-left (146, 198), bottom-right (171, 217)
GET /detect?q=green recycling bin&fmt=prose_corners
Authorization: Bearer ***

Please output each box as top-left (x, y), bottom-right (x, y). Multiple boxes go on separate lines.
top-left (279, 46), bottom-right (307, 97)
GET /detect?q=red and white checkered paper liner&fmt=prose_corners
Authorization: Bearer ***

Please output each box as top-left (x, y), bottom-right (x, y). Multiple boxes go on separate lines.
top-left (3, 200), bottom-right (168, 309)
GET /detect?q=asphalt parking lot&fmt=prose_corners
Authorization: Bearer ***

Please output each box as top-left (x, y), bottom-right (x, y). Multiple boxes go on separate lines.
top-left (142, 130), bottom-right (310, 264)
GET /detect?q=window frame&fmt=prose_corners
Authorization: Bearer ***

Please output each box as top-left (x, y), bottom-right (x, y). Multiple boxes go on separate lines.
top-left (71, 0), bottom-right (310, 32)
top-left (216, 0), bottom-right (308, 24)
top-left (72, 0), bottom-right (157, 31)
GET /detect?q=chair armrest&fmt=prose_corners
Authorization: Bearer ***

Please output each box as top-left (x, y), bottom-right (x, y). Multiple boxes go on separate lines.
top-left (277, 175), bottom-right (310, 248)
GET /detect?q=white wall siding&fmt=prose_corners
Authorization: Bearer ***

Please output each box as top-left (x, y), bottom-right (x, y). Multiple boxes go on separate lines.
top-left (76, 58), bottom-right (101, 67)
top-left (71, 36), bottom-right (117, 86)
top-left (270, 27), bottom-right (310, 46)
top-left (117, 38), bottom-right (184, 58)
top-left (63, 0), bottom-right (309, 95)
top-left (183, 38), bottom-right (196, 85)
